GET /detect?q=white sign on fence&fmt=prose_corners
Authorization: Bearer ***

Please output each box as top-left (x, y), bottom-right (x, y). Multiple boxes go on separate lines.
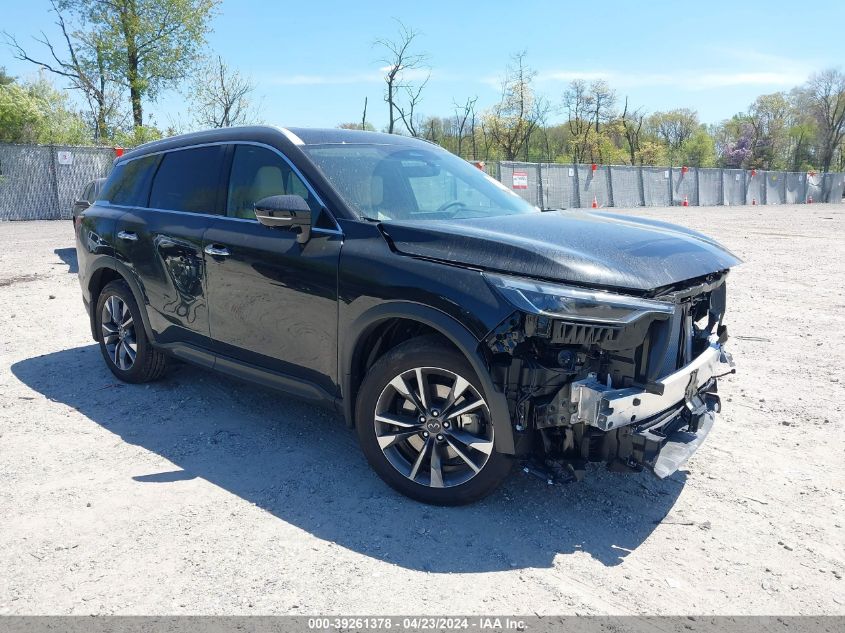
top-left (57, 151), bottom-right (73, 165)
top-left (512, 171), bottom-right (528, 189)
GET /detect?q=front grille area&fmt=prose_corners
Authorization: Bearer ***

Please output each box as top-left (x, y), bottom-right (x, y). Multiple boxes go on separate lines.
top-left (552, 321), bottom-right (619, 346)
top-left (522, 313), bottom-right (621, 346)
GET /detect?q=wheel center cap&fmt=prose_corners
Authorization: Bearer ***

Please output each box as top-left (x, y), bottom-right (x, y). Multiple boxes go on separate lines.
top-left (426, 420), bottom-right (442, 433)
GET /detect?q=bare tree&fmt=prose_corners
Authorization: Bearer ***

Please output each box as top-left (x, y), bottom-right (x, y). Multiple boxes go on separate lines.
top-left (803, 68), bottom-right (845, 172)
top-left (486, 51), bottom-right (547, 160)
top-left (589, 80), bottom-right (616, 133)
top-left (361, 96), bottom-right (368, 131)
top-left (375, 19), bottom-right (428, 135)
top-left (563, 79), bottom-right (591, 163)
top-left (563, 79), bottom-right (617, 163)
top-left (469, 100), bottom-right (479, 159)
top-left (621, 96), bottom-right (646, 164)
top-left (191, 55), bottom-right (257, 128)
top-left (452, 96), bottom-right (477, 158)
top-left (534, 106), bottom-right (553, 162)
top-left (5, 0), bottom-right (118, 141)
top-left (479, 118), bottom-right (494, 161)
top-left (395, 73), bottom-right (430, 138)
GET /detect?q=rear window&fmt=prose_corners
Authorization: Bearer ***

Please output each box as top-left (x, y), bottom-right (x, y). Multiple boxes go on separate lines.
top-left (99, 155), bottom-right (159, 207)
top-left (149, 146), bottom-right (225, 213)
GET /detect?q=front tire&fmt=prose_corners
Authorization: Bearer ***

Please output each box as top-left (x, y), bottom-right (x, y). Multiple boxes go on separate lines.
top-left (356, 337), bottom-right (512, 505)
top-left (96, 280), bottom-right (168, 383)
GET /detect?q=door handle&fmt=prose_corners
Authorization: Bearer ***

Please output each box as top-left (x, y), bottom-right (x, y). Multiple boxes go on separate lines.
top-left (117, 230), bottom-right (138, 241)
top-left (204, 244), bottom-right (230, 257)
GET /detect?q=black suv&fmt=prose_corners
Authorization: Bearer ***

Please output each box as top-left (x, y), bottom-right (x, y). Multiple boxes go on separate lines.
top-left (75, 126), bottom-right (738, 505)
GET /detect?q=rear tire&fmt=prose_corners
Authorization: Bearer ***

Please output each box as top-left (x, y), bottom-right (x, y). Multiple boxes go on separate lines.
top-left (95, 280), bottom-right (168, 383)
top-left (356, 336), bottom-right (511, 505)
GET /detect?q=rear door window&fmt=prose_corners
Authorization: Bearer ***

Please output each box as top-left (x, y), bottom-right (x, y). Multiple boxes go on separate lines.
top-left (149, 146), bottom-right (225, 213)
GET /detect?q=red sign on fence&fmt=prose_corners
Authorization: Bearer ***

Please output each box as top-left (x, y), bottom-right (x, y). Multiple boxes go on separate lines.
top-left (512, 171), bottom-right (528, 189)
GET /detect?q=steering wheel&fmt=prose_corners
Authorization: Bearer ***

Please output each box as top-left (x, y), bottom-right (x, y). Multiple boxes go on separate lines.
top-left (435, 200), bottom-right (466, 216)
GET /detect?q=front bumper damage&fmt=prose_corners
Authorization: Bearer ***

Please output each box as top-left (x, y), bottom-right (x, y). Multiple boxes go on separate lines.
top-left (484, 271), bottom-right (736, 481)
top-left (570, 339), bottom-right (733, 478)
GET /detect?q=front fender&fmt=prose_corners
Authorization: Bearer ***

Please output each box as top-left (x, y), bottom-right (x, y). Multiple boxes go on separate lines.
top-left (340, 301), bottom-right (516, 455)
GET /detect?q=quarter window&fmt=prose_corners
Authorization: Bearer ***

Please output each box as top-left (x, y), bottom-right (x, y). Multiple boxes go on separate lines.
top-left (149, 146), bottom-right (225, 213)
top-left (226, 145), bottom-right (320, 220)
top-left (101, 155), bottom-right (159, 207)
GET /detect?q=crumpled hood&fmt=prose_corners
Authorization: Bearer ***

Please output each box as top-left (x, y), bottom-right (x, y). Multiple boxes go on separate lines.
top-left (379, 210), bottom-right (741, 292)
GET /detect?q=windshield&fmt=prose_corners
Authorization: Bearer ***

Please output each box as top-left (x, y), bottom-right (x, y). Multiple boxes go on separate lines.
top-left (301, 143), bottom-right (539, 222)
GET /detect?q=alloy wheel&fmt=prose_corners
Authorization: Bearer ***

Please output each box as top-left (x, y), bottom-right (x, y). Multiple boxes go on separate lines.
top-left (374, 366), bottom-right (494, 488)
top-left (101, 295), bottom-right (137, 371)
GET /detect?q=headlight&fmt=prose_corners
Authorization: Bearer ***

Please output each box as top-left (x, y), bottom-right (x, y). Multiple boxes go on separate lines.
top-left (484, 273), bottom-right (675, 325)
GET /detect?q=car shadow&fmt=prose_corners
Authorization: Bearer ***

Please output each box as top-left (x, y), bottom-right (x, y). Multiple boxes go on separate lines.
top-left (11, 345), bottom-right (686, 573)
top-left (54, 247), bottom-right (78, 274)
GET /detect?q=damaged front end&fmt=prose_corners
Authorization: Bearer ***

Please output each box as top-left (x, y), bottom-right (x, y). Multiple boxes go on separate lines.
top-left (483, 271), bottom-right (735, 481)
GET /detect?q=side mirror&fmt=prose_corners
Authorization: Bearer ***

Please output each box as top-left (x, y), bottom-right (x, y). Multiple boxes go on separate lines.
top-left (75, 200), bottom-right (91, 211)
top-left (254, 195), bottom-right (312, 243)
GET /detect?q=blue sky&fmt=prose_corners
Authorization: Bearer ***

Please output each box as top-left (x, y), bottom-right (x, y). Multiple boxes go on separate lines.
top-left (2, 0), bottom-right (844, 130)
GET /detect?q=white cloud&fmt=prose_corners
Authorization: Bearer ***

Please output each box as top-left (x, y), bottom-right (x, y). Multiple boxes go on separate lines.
top-left (684, 71), bottom-right (808, 89)
top-left (535, 68), bottom-right (809, 91)
top-left (262, 54), bottom-right (811, 95)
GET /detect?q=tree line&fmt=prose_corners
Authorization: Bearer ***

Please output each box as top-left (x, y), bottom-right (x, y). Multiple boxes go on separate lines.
top-left (2, 7), bottom-right (845, 173)
top-left (2, 0), bottom-right (251, 146)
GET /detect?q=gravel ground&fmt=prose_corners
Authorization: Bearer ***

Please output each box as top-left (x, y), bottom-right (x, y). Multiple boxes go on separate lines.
top-left (0, 206), bottom-right (843, 616)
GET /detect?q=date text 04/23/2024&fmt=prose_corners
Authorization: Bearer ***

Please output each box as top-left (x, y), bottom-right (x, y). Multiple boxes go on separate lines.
top-left (306, 617), bottom-right (527, 630)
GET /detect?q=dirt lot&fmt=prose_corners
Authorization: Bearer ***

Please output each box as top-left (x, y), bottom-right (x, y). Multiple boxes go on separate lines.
top-left (0, 206), bottom-right (843, 616)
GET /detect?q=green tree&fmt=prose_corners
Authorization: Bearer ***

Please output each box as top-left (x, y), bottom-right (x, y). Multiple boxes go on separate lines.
top-left (0, 83), bottom-right (43, 142)
top-left (338, 121), bottom-right (376, 131)
top-left (648, 108), bottom-right (699, 166)
top-left (0, 74), bottom-right (88, 144)
top-left (5, 0), bottom-right (120, 141)
top-left (68, 0), bottom-right (219, 128)
top-left (110, 123), bottom-right (163, 147)
top-left (0, 66), bottom-right (14, 85)
top-left (680, 126), bottom-right (716, 167)
top-left (800, 68), bottom-right (845, 172)
top-left (747, 92), bottom-right (791, 169)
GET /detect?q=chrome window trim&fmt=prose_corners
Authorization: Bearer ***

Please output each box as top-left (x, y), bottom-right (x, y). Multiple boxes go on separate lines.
top-left (101, 202), bottom-right (342, 236)
top-left (277, 126), bottom-right (305, 146)
top-left (107, 139), bottom-right (342, 234)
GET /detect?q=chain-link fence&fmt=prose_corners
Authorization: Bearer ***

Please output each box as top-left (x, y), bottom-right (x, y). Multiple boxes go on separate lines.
top-left (0, 143), bottom-right (117, 220)
top-left (3, 146), bottom-right (845, 221)
top-left (493, 161), bottom-right (845, 209)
